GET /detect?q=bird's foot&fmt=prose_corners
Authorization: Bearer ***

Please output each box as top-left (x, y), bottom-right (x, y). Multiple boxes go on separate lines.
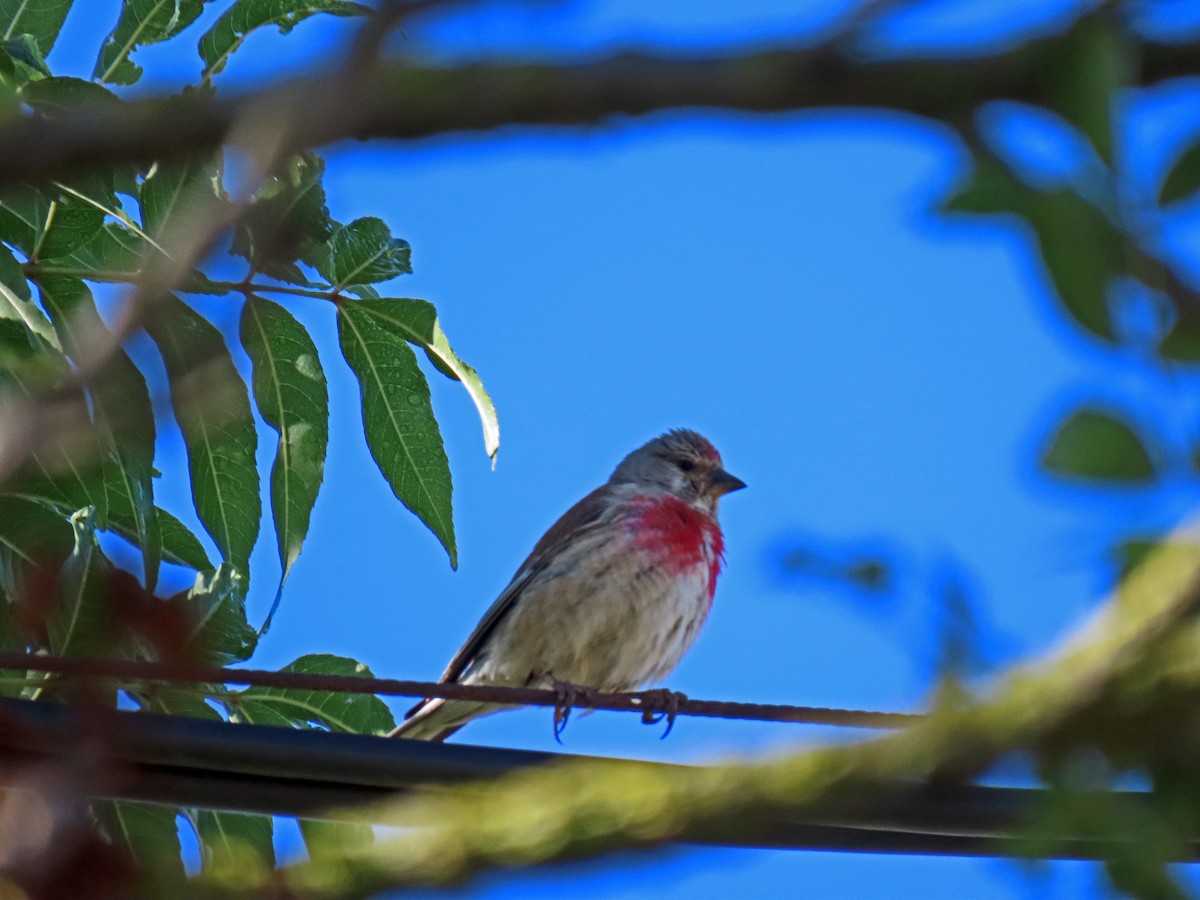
top-left (637, 688), bottom-right (688, 739)
top-left (542, 674), bottom-right (596, 744)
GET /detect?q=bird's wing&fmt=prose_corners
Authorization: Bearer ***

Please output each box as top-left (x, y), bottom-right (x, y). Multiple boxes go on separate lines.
top-left (436, 484), bottom-right (619, 686)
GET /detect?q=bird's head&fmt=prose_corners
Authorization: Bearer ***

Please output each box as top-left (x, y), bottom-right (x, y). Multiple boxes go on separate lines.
top-left (609, 429), bottom-right (746, 514)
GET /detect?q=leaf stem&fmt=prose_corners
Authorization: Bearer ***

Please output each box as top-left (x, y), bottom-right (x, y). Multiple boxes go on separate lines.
top-left (22, 263), bottom-right (338, 301)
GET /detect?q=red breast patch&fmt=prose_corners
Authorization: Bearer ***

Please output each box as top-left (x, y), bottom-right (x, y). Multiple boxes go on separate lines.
top-left (628, 495), bottom-right (724, 599)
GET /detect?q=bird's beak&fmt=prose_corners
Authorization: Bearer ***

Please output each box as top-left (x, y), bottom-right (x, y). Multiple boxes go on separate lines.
top-left (708, 468), bottom-right (747, 497)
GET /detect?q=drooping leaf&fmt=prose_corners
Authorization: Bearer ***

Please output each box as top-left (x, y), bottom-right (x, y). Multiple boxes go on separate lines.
top-left (240, 296), bottom-right (327, 586)
top-left (338, 302), bottom-right (455, 567)
top-left (231, 152), bottom-right (332, 284)
top-left (191, 810), bottom-right (275, 874)
top-left (199, 0), bottom-right (369, 79)
top-left (94, 0), bottom-right (206, 85)
top-left (233, 654), bottom-right (396, 734)
top-left (1160, 142), bottom-right (1200, 206)
top-left (0, 0), bottom-right (75, 55)
top-left (0, 242), bottom-right (58, 347)
top-left (1045, 18), bottom-right (1130, 165)
top-left (139, 153), bottom-right (223, 240)
top-left (108, 503), bottom-right (212, 572)
top-left (178, 563), bottom-right (256, 665)
top-left (38, 276), bottom-right (160, 588)
top-left (0, 495), bottom-right (72, 612)
top-left (146, 295), bottom-right (259, 578)
top-left (95, 802), bottom-right (185, 886)
top-left (0, 183), bottom-right (105, 261)
top-left (315, 217), bottom-right (411, 290)
top-left (943, 155), bottom-right (1124, 340)
top-left (1041, 406), bottom-right (1156, 483)
top-left (354, 298), bottom-right (499, 460)
top-left (47, 506), bottom-right (112, 657)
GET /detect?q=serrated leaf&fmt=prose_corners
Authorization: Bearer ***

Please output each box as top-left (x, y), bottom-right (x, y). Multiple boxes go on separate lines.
top-left (231, 152), bottom-right (332, 284)
top-left (0, 0), bottom-right (74, 55)
top-left (943, 155), bottom-right (1124, 340)
top-left (146, 295), bottom-right (259, 577)
top-left (354, 298), bottom-right (499, 460)
top-left (317, 217), bottom-right (411, 290)
top-left (94, 0), bottom-right (205, 86)
top-left (199, 0), bottom-right (369, 79)
top-left (234, 654), bottom-right (396, 733)
top-left (240, 296), bottom-right (327, 586)
top-left (0, 242), bottom-right (58, 347)
top-left (139, 154), bottom-right (223, 241)
top-left (179, 563), bottom-right (256, 665)
top-left (47, 506), bottom-right (112, 657)
top-left (338, 302), bottom-right (455, 567)
top-left (191, 810), bottom-right (274, 873)
top-left (1041, 406), bottom-right (1156, 483)
top-left (1160, 142), bottom-right (1200, 206)
top-left (95, 802), bottom-right (185, 885)
top-left (38, 276), bottom-right (161, 588)
top-left (0, 183), bottom-right (106, 261)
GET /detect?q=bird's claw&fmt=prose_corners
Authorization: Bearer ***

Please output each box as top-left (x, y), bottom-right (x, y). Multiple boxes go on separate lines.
top-left (638, 688), bottom-right (688, 739)
top-left (545, 675), bottom-right (594, 744)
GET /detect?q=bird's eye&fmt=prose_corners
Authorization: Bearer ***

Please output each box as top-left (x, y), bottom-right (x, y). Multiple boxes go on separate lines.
top-left (675, 458), bottom-right (695, 472)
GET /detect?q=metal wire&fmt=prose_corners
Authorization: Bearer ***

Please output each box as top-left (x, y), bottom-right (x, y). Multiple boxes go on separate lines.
top-left (0, 652), bottom-right (918, 729)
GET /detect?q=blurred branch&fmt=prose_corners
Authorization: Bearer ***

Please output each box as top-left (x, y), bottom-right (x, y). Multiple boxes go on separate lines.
top-left (3, 22), bottom-right (1198, 184)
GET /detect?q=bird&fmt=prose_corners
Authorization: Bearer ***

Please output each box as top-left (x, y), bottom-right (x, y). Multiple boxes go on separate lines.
top-left (390, 429), bottom-right (745, 741)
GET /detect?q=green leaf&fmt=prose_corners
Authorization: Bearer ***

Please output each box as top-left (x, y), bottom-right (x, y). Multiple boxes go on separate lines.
top-left (0, 0), bottom-right (75, 54)
top-left (240, 297), bottom-right (327, 585)
top-left (1041, 406), bottom-right (1156, 483)
top-left (191, 810), bottom-right (275, 874)
top-left (0, 34), bottom-right (49, 83)
top-left (233, 654), bottom-right (396, 734)
top-left (38, 276), bottom-right (161, 589)
top-left (1045, 18), bottom-right (1130, 165)
top-left (0, 495), bottom-right (72, 607)
top-left (94, 0), bottom-right (206, 85)
top-left (1160, 142), bottom-right (1200, 206)
top-left (199, 0), bottom-right (369, 79)
top-left (317, 217), bottom-right (411, 290)
top-left (0, 242), bottom-right (58, 347)
top-left (0, 183), bottom-right (106, 261)
top-left (47, 506), bottom-right (112, 657)
top-left (338, 302), bottom-right (455, 567)
top-left (146, 295), bottom-right (260, 578)
top-left (42, 221), bottom-right (145, 277)
top-left (354, 298), bottom-right (500, 460)
top-left (95, 802), bottom-right (185, 885)
top-left (139, 154), bottom-right (223, 240)
top-left (108, 503), bottom-right (211, 572)
top-left (299, 818), bottom-right (373, 862)
top-left (943, 155), bottom-right (1124, 340)
top-left (20, 75), bottom-right (121, 115)
top-left (231, 152), bottom-right (332, 284)
top-left (179, 563), bottom-right (256, 665)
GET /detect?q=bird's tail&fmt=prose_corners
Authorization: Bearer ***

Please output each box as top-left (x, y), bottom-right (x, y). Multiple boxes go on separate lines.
top-left (387, 697), bottom-right (511, 741)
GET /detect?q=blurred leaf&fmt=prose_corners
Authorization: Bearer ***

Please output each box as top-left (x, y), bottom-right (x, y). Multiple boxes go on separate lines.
top-left (299, 818), bottom-right (373, 862)
top-left (38, 276), bottom-right (161, 588)
top-left (240, 296), bottom-right (327, 586)
top-left (94, 0), bottom-right (205, 85)
top-left (1160, 142), bottom-right (1200, 206)
top-left (0, 183), bottom-right (105, 260)
top-left (233, 654), bottom-right (396, 733)
top-left (0, 242), bottom-right (58, 347)
top-left (95, 801), bottom-right (185, 885)
top-left (0, 0), bottom-right (74, 55)
top-left (1041, 406), bottom-right (1156, 483)
top-left (199, 0), bottom-right (369, 79)
top-left (191, 810), bottom-right (275, 874)
top-left (1112, 538), bottom-right (1158, 581)
top-left (338, 302), bottom-right (455, 567)
top-left (943, 155), bottom-right (1124, 340)
top-left (179, 563), bottom-right (256, 665)
top-left (316, 217), bottom-right (411, 290)
top-left (1046, 18), bottom-right (1129, 165)
top-left (139, 153), bottom-right (223, 240)
top-left (146, 295), bottom-right (260, 577)
top-left (354, 298), bottom-right (500, 460)
top-left (47, 506), bottom-right (111, 657)
top-left (231, 152), bottom-right (332, 284)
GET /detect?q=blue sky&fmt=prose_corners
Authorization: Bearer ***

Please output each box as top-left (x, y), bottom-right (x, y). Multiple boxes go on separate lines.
top-left (47, 1), bottom-right (1200, 896)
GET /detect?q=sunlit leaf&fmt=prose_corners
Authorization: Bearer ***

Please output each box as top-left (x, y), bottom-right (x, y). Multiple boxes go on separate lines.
top-left (233, 654), bottom-right (396, 733)
top-left (0, 0), bottom-right (75, 55)
top-left (146, 295), bottom-right (259, 577)
top-left (316, 217), bottom-right (411, 290)
top-left (94, 0), bottom-right (205, 85)
top-left (199, 0), bottom-right (369, 79)
top-left (0, 242), bottom-right (58, 347)
top-left (240, 296), bottom-right (327, 586)
top-left (338, 302), bottom-right (455, 567)
top-left (354, 297), bottom-right (499, 460)
top-left (1041, 406), bottom-right (1156, 483)
top-left (299, 818), bottom-right (373, 862)
top-left (95, 802), bottom-right (185, 885)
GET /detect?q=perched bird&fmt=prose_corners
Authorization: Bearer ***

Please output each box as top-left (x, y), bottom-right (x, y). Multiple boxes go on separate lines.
top-left (390, 429), bottom-right (745, 741)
